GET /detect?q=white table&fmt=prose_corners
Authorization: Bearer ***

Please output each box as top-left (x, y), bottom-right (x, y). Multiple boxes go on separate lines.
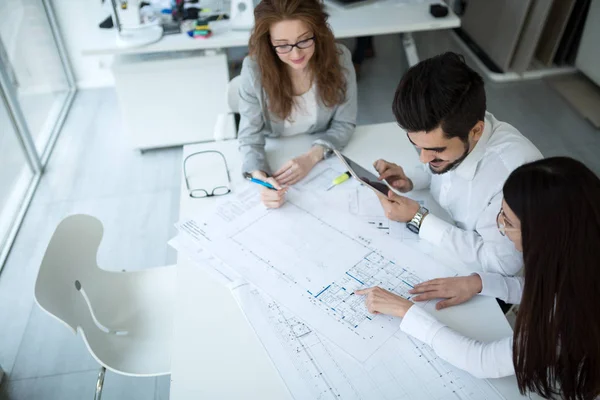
top-left (170, 122), bottom-right (534, 400)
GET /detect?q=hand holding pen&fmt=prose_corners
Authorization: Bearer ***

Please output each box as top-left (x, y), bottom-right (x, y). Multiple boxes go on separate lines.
top-left (245, 171), bottom-right (288, 209)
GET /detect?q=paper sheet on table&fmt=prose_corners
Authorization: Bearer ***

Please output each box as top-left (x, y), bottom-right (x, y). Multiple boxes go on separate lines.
top-left (327, 183), bottom-right (435, 252)
top-left (168, 234), bottom-right (240, 285)
top-left (230, 281), bottom-right (506, 400)
top-left (293, 157), bottom-right (349, 193)
top-left (176, 182), bottom-right (458, 362)
top-left (173, 162), bottom-right (502, 399)
top-left (306, 158), bottom-right (432, 241)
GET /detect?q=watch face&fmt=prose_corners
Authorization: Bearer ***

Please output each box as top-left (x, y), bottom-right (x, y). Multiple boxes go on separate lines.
top-left (406, 223), bottom-right (419, 234)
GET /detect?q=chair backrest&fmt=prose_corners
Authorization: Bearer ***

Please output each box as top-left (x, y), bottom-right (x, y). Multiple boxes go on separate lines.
top-left (34, 214), bottom-right (106, 334)
top-left (35, 214), bottom-right (149, 337)
top-left (227, 75), bottom-right (242, 114)
top-left (35, 214), bottom-right (176, 376)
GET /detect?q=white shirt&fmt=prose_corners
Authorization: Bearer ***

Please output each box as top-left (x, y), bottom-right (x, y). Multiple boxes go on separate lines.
top-left (409, 112), bottom-right (542, 276)
top-left (282, 85), bottom-right (318, 137)
top-left (400, 272), bottom-right (524, 379)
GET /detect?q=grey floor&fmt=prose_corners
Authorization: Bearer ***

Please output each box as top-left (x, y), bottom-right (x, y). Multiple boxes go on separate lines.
top-left (0, 30), bottom-right (599, 400)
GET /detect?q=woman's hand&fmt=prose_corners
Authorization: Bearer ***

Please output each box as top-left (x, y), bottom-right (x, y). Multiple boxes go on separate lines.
top-left (354, 286), bottom-right (414, 318)
top-left (273, 146), bottom-right (324, 186)
top-left (251, 171), bottom-right (288, 208)
top-left (409, 275), bottom-right (483, 310)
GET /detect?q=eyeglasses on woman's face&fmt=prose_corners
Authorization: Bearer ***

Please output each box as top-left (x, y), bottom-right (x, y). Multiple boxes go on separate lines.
top-left (272, 36), bottom-right (316, 54)
top-left (497, 208), bottom-right (521, 237)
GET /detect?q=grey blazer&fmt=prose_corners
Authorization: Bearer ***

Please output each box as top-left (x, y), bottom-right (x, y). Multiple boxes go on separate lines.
top-left (237, 43), bottom-right (357, 175)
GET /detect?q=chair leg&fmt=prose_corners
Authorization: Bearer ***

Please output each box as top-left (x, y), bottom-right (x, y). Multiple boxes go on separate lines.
top-left (94, 366), bottom-right (106, 400)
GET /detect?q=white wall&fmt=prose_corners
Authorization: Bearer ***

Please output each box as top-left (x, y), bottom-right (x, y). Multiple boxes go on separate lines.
top-left (52, 0), bottom-right (116, 88)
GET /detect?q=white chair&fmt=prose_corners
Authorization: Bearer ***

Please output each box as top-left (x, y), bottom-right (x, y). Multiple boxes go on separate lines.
top-left (34, 214), bottom-right (176, 400)
top-left (226, 75), bottom-right (242, 113)
top-left (213, 75), bottom-right (242, 141)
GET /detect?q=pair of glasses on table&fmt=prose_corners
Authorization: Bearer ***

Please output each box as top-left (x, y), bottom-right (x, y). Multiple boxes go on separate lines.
top-left (183, 151), bottom-right (231, 198)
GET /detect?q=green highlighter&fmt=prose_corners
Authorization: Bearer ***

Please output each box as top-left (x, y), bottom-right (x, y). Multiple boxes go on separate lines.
top-left (326, 171), bottom-right (351, 191)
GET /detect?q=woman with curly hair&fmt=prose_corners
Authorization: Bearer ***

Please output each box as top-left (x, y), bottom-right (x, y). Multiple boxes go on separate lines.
top-left (238, 0), bottom-right (357, 208)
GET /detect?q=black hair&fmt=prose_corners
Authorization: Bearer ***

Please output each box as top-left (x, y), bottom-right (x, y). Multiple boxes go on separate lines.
top-left (503, 157), bottom-right (600, 400)
top-left (392, 52), bottom-right (486, 142)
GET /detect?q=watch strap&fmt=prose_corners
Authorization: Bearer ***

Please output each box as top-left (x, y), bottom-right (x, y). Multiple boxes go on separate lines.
top-left (407, 206), bottom-right (429, 232)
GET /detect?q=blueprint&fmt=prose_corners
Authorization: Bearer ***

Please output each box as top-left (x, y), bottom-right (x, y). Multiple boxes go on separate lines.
top-left (231, 282), bottom-right (505, 400)
top-left (168, 234), bottom-right (239, 285)
top-left (176, 182), bottom-right (457, 362)
top-left (344, 185), bottom-right (432, 245)
top-left (303, 158), bottom-right (434, 247)
top-left (173, 163), bottom-right (505, 399)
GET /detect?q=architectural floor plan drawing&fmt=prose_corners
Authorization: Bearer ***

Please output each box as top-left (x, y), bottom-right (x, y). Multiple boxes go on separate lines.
top-left (176, 183), bottom-right (457, 361)
top-left (308, 251), bottom-right (422, 329)
top-left (231, 282), bottom-right (505, 400)
top-left (174, 164), bottom-right (506, 399)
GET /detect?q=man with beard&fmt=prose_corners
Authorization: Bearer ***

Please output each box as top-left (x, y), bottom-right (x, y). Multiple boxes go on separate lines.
top-left (376, 52), bottom-right (541, 277)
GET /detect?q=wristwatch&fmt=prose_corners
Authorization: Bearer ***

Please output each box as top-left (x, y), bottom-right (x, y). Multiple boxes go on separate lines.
top-left (406, 206), bottom-right (429, 234)
top-left (313, 142), bottom-right (333, 160)
top-left (321, 145), bottom-right (333, 159)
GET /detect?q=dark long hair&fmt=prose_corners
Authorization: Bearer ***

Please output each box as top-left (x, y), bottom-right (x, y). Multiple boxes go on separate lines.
top-left (248, 0), bottom-right (346, 121)
top-left (503, 157), bottom-right (600, 400)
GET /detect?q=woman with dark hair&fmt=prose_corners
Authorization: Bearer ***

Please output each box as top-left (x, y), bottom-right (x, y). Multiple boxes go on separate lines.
top-left (357, 157), bottom-right (600, 400)
top-left (238, 0), bottom-right (357, 208)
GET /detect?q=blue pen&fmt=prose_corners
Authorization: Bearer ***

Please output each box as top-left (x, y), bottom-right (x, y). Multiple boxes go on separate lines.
top-left (243, 172), bottom-right (277, 190)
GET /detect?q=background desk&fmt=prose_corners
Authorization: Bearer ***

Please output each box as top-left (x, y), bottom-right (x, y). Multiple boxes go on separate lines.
top-left (83, 1), bottom-right (460, 150)
top-left (84, 2), bottom-right (460, 56)
top-left (171, 122), bottom-right (535, 399)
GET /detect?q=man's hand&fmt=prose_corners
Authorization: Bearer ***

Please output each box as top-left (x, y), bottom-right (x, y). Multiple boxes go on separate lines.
top-left (354, 286), bottom-right (414, 318)
top-left (409, 275), bottom-right (483, 310)
top-left (251, 171), bottom-right (288, 208)
top-left (373, 159), bottom-right (413, 193)
top-left (273, 146), bottom-right (323, 186)
top-left (378, 191), bottom-right (421, 223)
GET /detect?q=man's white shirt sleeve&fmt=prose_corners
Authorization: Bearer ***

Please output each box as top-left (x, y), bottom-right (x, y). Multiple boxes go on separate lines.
top-left (418, 191), bottom-right (524, 276)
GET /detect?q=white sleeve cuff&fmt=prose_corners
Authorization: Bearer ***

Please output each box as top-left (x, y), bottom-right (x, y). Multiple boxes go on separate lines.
top-left (478, 272), bottom-right (524, 304)
top-left (478, 272), bottom-right (506, 299)
top-left (400, 305), bottom-right (446, 346)
top-left (419, 213), bottom-right (451, 246)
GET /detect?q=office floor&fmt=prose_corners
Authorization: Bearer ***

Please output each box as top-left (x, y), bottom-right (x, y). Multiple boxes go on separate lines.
top-left (0, 30), bottom-right (599, 400)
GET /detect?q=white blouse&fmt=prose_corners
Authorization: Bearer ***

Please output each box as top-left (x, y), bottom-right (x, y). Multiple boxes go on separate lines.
top-left (282, 85), bottom-right (318, 137)
top-left (400, 272), bottom-right (524, 379)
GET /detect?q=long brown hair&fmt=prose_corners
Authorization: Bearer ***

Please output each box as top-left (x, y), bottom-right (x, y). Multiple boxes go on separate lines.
top-left (248, 0), bottom-right (347, 121)
top-left (503, 157), bottom-right (600, 400)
